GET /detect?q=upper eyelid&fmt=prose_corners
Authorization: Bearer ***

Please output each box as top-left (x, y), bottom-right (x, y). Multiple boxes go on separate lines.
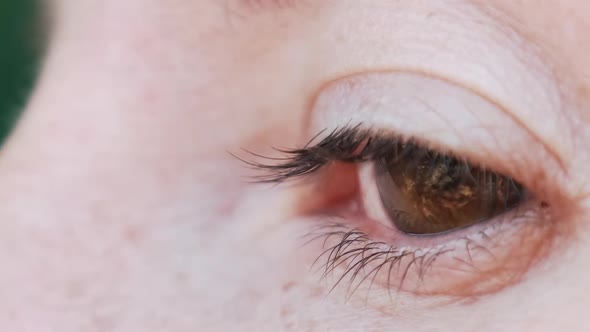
top-left (245, 123), bottom-right (538, 187)
top-left (445, 80), bottom-right (569, 173)
top-left (295, 1), bottom-right (572, 176)
top-left (307, 72), bottom-right (572, 203)
top-left (231, 0), bottom-right (573, 182)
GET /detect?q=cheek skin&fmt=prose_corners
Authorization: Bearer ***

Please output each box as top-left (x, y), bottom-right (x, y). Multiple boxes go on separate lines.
top-left (0, 3), bottom-right (303, 330)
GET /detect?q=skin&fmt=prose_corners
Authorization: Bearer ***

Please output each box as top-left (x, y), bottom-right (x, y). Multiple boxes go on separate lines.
top-left (1, 0), bottom-right (590, 330)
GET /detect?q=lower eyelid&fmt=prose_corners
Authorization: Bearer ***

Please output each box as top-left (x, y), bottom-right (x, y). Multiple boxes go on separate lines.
top-left (287, 155), bottom-right (559, 303)
top-left (304, 201), bottom-right (555, 304)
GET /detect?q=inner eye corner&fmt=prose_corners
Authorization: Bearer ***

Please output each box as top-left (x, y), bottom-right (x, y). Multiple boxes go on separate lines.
top-left (299, 161), bottom-right (362, 213)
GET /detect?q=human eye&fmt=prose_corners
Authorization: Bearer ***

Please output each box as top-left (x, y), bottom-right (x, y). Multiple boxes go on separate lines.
top-left (240, 71), bottom-right (573, 308)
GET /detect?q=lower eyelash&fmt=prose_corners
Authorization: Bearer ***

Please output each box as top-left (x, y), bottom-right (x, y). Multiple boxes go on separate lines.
top-left (302, 199), bottom-right (551, 302)
top-left (305, 223), bottom-right (458, 301)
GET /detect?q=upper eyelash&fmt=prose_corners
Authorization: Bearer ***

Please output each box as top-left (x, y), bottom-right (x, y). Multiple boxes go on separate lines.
top-left (240, 123), bottom-right (486, 186)
top-left (239, 124), bottom-right (415, 183)
top-left (237, 125), bottom-right (370, 183)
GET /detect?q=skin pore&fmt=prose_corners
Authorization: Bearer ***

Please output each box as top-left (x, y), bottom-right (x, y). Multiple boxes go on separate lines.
top-left (0, 0), bottom-right (589, 331)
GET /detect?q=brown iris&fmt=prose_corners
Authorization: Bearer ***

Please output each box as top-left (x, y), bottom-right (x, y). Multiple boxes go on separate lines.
top-left (375, 142), bottom-right (524, 235)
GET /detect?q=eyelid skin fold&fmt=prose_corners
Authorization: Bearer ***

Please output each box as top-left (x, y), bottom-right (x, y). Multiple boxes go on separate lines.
top-left (300, 0), bottom-right (572, 171)
top-left (308, 72), bottom-right (569, 206)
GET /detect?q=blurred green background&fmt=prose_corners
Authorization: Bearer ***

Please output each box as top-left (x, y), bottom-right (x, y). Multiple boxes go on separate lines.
top-left (0, 0), bottom-right (39, 143)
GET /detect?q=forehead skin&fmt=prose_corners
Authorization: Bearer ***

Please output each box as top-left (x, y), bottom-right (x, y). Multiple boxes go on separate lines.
top-left (278, 0), bottom-right (590, 118)
top-left (1, 0), bottom-right (589, 331)
top-left (240, 0), bottom-right (590, 116)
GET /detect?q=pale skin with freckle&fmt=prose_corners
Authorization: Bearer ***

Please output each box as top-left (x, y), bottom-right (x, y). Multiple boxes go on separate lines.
top-left (1, 0), bottom-right (590, 331)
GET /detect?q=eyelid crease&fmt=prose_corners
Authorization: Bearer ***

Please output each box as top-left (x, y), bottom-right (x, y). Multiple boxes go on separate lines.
top-left (306, 69), bottom-right (570, 177)
top-left (453, 77), bottom-right (570, 174)
top-left (306, 71), bottom-right (573, 208)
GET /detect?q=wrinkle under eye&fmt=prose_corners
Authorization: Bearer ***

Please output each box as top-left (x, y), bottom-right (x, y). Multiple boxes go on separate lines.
top-left (374, 140), bottom-right (526, 235)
